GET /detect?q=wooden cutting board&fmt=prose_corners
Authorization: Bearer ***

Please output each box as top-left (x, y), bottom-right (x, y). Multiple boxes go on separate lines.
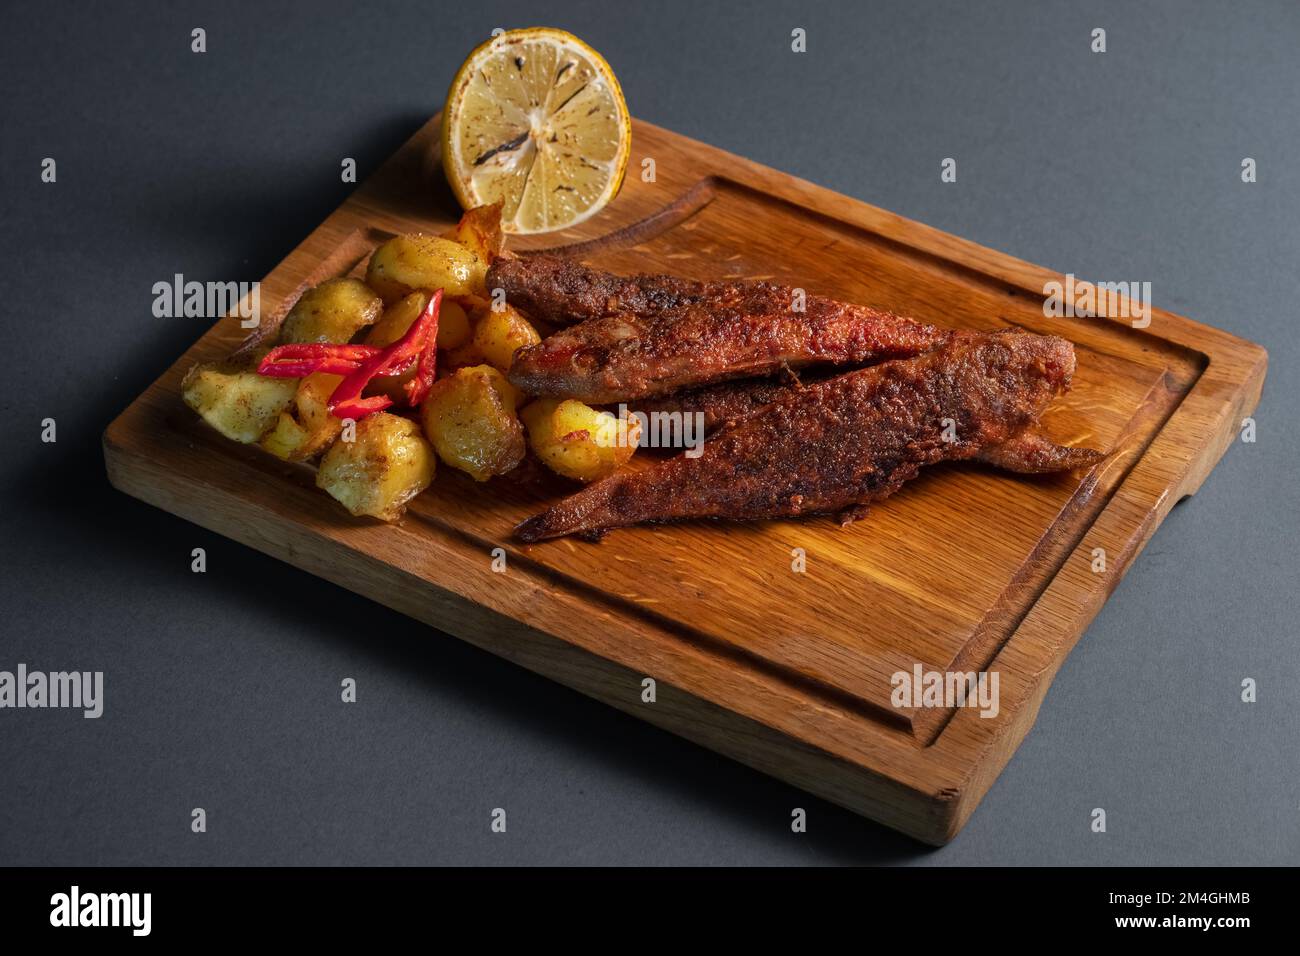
top-left (103, 115), bottom-right (1266, 844)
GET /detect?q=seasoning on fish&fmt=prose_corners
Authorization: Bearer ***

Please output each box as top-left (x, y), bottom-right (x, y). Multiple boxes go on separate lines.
top-left (493, 254), bottom-right (947, 403)
top-left (626, 370), bottom-right (840, 433)
top-left (515, 331), bottom-right (1105, 542)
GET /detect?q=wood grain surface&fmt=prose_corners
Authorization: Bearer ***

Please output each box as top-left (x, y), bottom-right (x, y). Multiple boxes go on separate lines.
top-left (103, 115), bottom-right (1267, 844)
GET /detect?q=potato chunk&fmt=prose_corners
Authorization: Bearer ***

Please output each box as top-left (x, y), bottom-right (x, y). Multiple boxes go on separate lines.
top-left (472, 304), bottom-right (540, 373)
top-left (436, 300), bottom-right (472, 349)
top-left (315, 413), bottom-right (435, 521)
top-left (279, 277), bottom-right (382, 344)
top-left (445, 203), bottom-right (505, 263)
top-left (182, 352), bottom-right (299, 444)
top-left (259, 372), bottom-right (344, 461)
top-left (365, 234), bottom-right (484, 303)
top-left (420, 365), bottom-right (525, 482)
top-left (520, 398), bottom-right (639, 483)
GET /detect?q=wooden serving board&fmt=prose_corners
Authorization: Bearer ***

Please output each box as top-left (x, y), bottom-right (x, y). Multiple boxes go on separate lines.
top-left (104, 116), bottom-right (1266, 844)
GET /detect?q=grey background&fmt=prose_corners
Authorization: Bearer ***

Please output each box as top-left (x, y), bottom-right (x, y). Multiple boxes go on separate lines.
top-left (0, 0), bottom-right (1295, 865)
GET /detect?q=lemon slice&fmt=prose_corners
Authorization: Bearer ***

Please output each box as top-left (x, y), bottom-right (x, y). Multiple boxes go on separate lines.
top-left (441, 28), bottom-right (631, 235)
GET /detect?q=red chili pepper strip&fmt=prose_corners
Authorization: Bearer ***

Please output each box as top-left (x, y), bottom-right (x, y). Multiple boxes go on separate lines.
top-left (383, 288), bottom-right (440, 371)
top-left (328, 358), bottom-right (390, 418)
top-left (308, 357), bottom-right (369, 375)
top-left (267, 343), bottom-right (382, 361)
top-left (330, 394), bottom-right (393, 419)
top-left (258, 362), bottom-right (307, 378)
top-left (403, 290), bottom-right (442, 406)
top-left (260, 357), bottom-right (367, 377)
top-left (257, 343), bottom-right (385, 378)
top-left (328, 350), bottom-right (413, 419)
top-left (327, 289), bottom-right (442, 420)
top-left (405, 330), bottom-right (439, 406)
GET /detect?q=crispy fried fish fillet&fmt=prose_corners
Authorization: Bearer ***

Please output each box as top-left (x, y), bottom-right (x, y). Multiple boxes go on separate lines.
top-left (629, 371), bottom-right (1102, 474)
top-left (493, 255), bottom-right (946, 403)
top-left (515, 331), bottom-right (1104, 542)
top-left (626, 371), bottom-right (840, 433)
top-left (488, 254), bottom-right (717, 325)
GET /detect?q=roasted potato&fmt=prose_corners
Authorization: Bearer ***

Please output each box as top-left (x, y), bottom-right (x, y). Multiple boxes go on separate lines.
top-left (182, 351), bottom-right (299, 443)
top-left (365, 292), bottom-right (470, 349)
top-left (278, 277), bottom-right (382, 344)
top-left (365, 234), bottom-right (484, 303)
top-left (259, 372), bottom-right (344, 461)
top-left (521, 398), bottom-right (640, 483)
top-left (442, 339), bottom-right (485, 371)
top-left (315, 412), bottom-right (436, 520)
top-left (445, 203), bottom-right (505, 263)
top-left (436, 299), bottom-right (472, 350)
top-left (420, 365), bottom-right (525, 482)
top-left (472, 304), bottom-right (540, 373)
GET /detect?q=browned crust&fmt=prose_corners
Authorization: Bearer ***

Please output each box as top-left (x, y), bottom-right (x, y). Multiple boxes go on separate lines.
top-left (495, 255), bottom-right (947, 403)
top-left (516, 331), bottom-right (1100, 541)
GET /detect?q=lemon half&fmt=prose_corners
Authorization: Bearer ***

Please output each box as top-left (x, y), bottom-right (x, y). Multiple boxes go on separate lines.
top-left (441, 28), bottom-right (631, 235)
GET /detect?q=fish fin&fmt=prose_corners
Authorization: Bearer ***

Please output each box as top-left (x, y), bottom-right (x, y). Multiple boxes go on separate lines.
top-left (514, 473), bottom-right (630, 542)
top-left (979, 430), bottom-right (1107, 474)
top-left (838, 503), bottom-right (872, 527)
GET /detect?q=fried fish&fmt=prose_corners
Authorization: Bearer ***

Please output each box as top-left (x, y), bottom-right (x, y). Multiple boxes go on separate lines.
top-left (492, 255), bottom-right (946, 403)
top-left (515, 331), bottom-right (1104, 542)
top-left (487, 254), bottom-right (718, 326)
top-left (626, 370), bottom-right (841, 433)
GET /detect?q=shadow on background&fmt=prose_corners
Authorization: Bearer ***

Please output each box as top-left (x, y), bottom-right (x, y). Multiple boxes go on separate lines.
top-left (18, 438), bottom-right (931, 863)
